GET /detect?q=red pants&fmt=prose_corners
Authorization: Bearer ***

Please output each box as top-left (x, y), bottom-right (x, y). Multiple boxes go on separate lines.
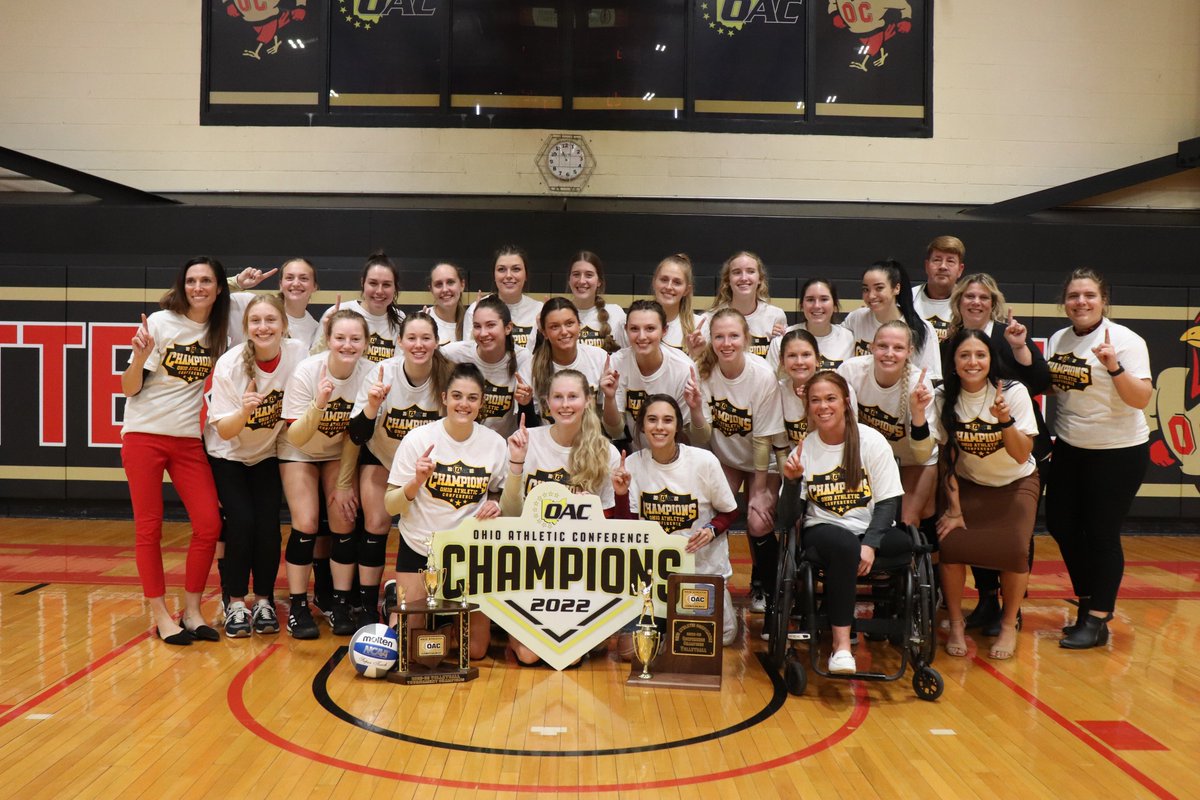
top-left (121, 432), bottom-right (222, 597)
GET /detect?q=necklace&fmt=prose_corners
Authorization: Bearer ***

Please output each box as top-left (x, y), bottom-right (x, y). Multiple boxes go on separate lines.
top-left (1072, 319), bottom-right (1103, 337)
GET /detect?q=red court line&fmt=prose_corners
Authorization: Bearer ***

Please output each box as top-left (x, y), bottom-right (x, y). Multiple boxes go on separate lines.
top-left (0, 629), bottom-right (153, 728)
top-left (973, 657), bottom-right (1177, 800)
top-left (229, 646), bottom-right (870, 792)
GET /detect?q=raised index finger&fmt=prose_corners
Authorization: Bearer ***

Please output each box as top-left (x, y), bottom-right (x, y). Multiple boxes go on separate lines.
top-left (620, 449), bottom-right (627, 468)
top-left (1104, 328), bottom-right (1111, 345)
top-left (262, 267), bottom-right (279, 280)
top-left (918, 366), bottom-right (928, 384)
top-left (140, 313), bottom-right (149, 330)
top-left (378, 365), bottom-right (384, 383)
top-left (519, 412), bottom-right (526, 432)
top-left (423, 445), bottom-right (435, 458)
top-left (1007, 308), bottom-right (1014, 325)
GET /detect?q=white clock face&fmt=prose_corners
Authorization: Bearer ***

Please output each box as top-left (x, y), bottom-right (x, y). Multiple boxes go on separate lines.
top-left (547, 141), bottom-right (586, 180)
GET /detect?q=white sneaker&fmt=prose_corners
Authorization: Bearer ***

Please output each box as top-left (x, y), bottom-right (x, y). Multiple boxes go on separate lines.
top-left (749, 590), bottom-right (767, 614)
top-left (828, 649), bottom-right (857, 674)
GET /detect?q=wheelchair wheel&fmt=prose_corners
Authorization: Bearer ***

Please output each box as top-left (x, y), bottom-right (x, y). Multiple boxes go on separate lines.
top-left (784, 657), bottom-right (807, 696)
top-left (912, 666), bottom-right (944, 701)
top-left (909, 552), bottom-right (939, 667)
top-left (767, 529), bottom-right (798, 670)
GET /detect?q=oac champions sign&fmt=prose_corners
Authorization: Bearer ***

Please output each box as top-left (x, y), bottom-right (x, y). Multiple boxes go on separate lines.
top-left (432, 483), bottom-right (694, 671)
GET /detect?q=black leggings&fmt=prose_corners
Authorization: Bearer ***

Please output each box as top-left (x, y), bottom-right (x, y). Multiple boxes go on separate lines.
top-left (209, 456), bottom-right (283, 599)
top-left (804, 523), bottom-right (912, 627)
top-left (1045, 439), bottom-right (1148, 613)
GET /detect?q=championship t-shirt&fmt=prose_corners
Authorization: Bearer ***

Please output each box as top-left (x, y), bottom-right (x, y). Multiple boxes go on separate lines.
top-left (122, 310), bottom-right (216, 438)
top-left (700, 356), bottom-right (785, 472)
top-left (911, 284), bottom-right (954, 343)
top-left (800, 424), bottom-right (904, 536)
top-left (628, 444), bottom-right (737, 579)
top-left (934, 381), bottom-right (1038, 487)
top-left (612, 345), bottom-right (695, 447)
top-left (775, 378), bottom-right (858, 449)
top-left (518, 426), bottom-right (620, 509)
top-left (698, 303), bottom-right (788, 359)
top-left (389, 421), bottom-right (507, 555)
top-left (205, 339), bottom-right (308, 465)
top-left (765, 323), bottom-right (856, 373)
top-left (1046, 320), bottom-right (1151, 449)
top-left (279, 353), bottom-right (371, 462)
top-left (662, 313), bottom-right (705, 351)
top-left (431, 312), bottom-right (461, 346)
top-left (314, 299), bottom-right (404, 363)
top-left (840, 307), bottom-right (943, 382)
top-left (440, 341), bottom-right (533, 436)
top-left (577, 303), bottom-right (627, 350)
top-left (463, 295), bottom-right (543, 350)
top-left (350, 356), bottom-right (442, 468)
top-left (227, 292), bottom-right (321, 350)
top-left (837, 354), bottom-right (938, 466)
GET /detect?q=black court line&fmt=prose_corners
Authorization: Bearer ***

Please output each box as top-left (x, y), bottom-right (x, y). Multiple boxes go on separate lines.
top-left (15, 583), bottom-right (49, 595)
top-left (313, 647), bottom-right (787, 757)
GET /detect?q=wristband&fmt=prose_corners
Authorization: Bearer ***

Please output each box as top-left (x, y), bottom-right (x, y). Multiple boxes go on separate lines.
top-left (1107, 365), bottom-right (1125, 377)
top-left (996, 417), bottom-right (1015, 429)
top-left (509, 459), bottom-right (525, 465)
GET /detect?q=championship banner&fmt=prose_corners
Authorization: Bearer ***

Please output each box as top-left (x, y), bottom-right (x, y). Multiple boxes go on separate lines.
top-left (432, 483), bottom-right (694, 671)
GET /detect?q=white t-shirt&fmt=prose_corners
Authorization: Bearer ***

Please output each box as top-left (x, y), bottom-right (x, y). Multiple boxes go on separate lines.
top-left (389, 421), bottom-right (508, 555)
top-left (431, 312), bottom-right (461, 346)
top-left (279, 353), bottom-right (372, 462)
top-left (765, 323), bottom-right (856, 373)
top-left (517, 426), bottom-right (620, 510)
top-left (911, 284), bottom-right (954, 343)
top-left (800, 424), bottom-right (904, 536)
top-left (463, 295), bottom-right (543, 350)
top-left (934, 381), bottom-right (1038, 487)
top-left (228, 292), bottom-right (321, 350)
top-left (205, 339), bottom-right (308, 465)
top-left (837, 354), bottom-right (938, 467)
top-left (775, 377), bottom-right (858, 450)
top-left (440, 341), bottom-right (534, 436)
top-left (287, 309), bottom-right (321, 351)
top-left (350, 356), bottom-right (442, 468)
top-left (700, 356), bottom-right (785, 472)
top-left (628, 445), bottom-right (738, 579)
top-left (698, 302), bottom-right (788, 359)
top-left (840, 307), bottom-right (943, 382)
top-left (577, 302), bottom-right (627, 350)
top-left (314, 299), bottom-right (405, 363)
top-left (122, 310), bottom-right (216, 439)
top-left (1046, 319), bottom-right (1151, 449)
top-left (532, 343), bottom-right (609, 414)
top-left (662, 312), bottom-right (705, 351)
top-left (612, 345), bottom-right (695, 447)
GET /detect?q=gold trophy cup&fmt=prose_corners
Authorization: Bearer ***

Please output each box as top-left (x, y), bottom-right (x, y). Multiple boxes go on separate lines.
top-left (421, 564), bottom-right (446, 607)
top-left (632, 579), bottom-right (663, 680)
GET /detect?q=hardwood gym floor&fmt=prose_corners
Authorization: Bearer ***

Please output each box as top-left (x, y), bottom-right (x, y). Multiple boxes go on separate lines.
top-left (0, 518), bottom-right (1195, 799)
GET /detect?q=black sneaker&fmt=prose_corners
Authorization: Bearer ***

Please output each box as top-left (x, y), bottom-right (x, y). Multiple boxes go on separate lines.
top-left (312, 593), bottom-right (334, 627)
top-left (353, 606), bottom-right (378, 630)
top-left (382, 580), bottom-right (398, 617)
top-left (224, 601), bottom-right (252, 638)
top-left (287, 603), bottom-right (319, 640)
top-left (329, 601), bottom-right (356, 636)
top-left (252, 599), bottom-right (280, 634)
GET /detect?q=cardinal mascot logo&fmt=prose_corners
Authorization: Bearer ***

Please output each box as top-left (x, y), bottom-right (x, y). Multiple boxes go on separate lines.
top-left (1148, 314), bottom-right (1200, 484)
top-left (827, 0), bottom-right (913, 71)
top-left (222, 0), bottom-right (308, 60)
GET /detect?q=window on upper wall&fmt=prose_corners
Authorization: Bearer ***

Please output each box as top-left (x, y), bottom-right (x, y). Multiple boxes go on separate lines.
top-left (202, 0), bottom-right (931, 136)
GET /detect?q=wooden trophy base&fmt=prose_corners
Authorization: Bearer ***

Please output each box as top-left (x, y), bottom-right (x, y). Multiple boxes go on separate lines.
top-left (625, 575), bottom-right (724, 690)
top-left (626, 670), bottom-right (722, 690)
top-left (386, 598), bottom-right (479, 685)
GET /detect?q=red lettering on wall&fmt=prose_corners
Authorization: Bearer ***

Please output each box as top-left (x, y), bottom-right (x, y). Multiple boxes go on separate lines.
top-left (89, 324), bottom-right (139, 447)
top-left (19, 324), bottom-right (87, 446)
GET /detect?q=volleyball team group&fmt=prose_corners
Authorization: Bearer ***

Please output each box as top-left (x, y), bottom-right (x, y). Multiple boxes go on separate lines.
top-left (121, 237), bottom-right (1151, 674)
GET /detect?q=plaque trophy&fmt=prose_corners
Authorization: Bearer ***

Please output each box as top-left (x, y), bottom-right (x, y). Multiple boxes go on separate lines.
top-left (387, 557), bottom-right (479, 685)
top-left (626, 574), bottom-right (724, 690)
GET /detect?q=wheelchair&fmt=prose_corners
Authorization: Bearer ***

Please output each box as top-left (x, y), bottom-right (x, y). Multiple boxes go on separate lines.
top-left (765, 511), bottom-right (943, 701)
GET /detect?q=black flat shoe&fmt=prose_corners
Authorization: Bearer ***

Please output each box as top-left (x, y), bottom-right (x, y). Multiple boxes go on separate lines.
top-left (1060, 613), bottom-right (1112, 650)
top-left (1062, 598), bottom-right (1091, 635)
top-left (983, 608), bottom-right (1021, 638)
top-left (181, 619), bottom-right (220, 642)
top-left (157, 626), bottom-right (193, 646)
top-left (965, 593), bottom-right (1001, 630)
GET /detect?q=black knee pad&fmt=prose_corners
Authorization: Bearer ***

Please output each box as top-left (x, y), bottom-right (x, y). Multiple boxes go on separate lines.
top-left (359, 531), bottom-right (389, 569)
top-left (285, 529), bottom-right (317, 566)
top-left (331, 530), bottom-right (358, 565)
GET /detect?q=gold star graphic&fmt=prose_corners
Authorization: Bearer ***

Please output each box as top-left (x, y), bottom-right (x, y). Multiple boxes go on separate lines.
top-left (709, 21), bottom-right (716, 29)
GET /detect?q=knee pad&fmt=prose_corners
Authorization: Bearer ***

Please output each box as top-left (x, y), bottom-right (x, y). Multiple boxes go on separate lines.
top-left (285, 529), bottom-right (317, 566)
top-left (358, 531), bottom-right (388, 569)
top-left (331, 530), bottom-right (358, 565)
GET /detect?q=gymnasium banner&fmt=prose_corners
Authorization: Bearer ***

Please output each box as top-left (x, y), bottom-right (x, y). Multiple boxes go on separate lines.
top-left (432, 483), bottom-right (694, 671)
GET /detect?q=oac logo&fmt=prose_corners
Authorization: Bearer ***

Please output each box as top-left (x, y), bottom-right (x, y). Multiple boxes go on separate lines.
top-left (540, 496), bottom-right (593, 524)
top-left (828, 0), bottom-right (915, 71)
top-left (364, 332), bottom-right (396, 363)
top-left (341, 0), bottom-right (437, 31)
top-left (479, 380), bottom-right (513, 421)
top-left (785, 416), bottom-right (808, 446)
top-left (246, 388), bottom-right (284, 430)
top-left (1048, 352), bottom-right (1093, 393)
top-left (162, 341), bottom-right (213, 384)
top-left (807, 466), bottom-right (872, 516)
top-left (709, 397), bottom-right (753, 437)
top-left (858, 403), bottom-right (904, 441)
top-left (383, 404), bottom-right (440, 440)
top-left (315, 397), bottom-right (354, 437)
top-left (700, 0), bottom-right (804, 37)
top-left (638, 488), bottom-right (699, 534)
top-left (525, 467), bottom-right (572, 496)
top-left (426, 460), bottom-right (490, 509)
top-left (954, 418), bottom-right (1003, 458)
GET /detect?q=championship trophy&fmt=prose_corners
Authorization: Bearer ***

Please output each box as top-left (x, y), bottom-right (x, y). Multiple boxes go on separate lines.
top-left (631, 580), bottom-right (663, 680)
top-left (420, 562), bottom-right (446, 607)
top-left (387, 552), bottom-right (477, 685)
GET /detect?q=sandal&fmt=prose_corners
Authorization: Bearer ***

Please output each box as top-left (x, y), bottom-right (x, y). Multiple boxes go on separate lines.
top-left (945, 619), bottom-right (968, 657)
top-left (989, 622), bottom-right (1019, 660)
